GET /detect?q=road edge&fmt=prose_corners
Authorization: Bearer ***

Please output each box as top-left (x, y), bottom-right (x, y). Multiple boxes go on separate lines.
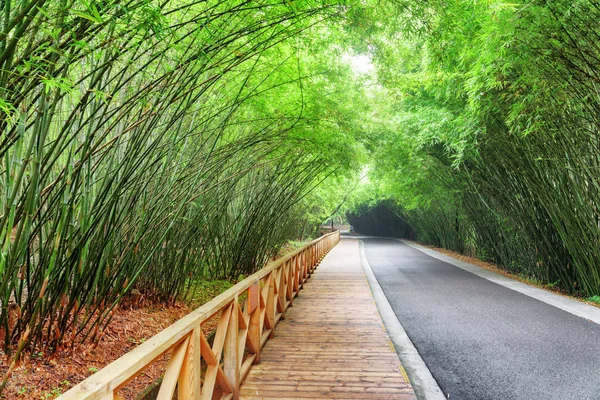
top-left (400, 239), bottom-right (600, 325)
top-left (358, 240), bottom-right (446, 400)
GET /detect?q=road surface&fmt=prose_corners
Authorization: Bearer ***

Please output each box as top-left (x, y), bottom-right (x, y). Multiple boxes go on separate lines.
top-left (362, 237), bottom-right (600, 400)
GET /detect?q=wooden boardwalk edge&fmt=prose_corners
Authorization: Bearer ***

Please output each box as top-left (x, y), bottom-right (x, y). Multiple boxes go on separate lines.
top-left (240, 238), bottom-right (417, 400)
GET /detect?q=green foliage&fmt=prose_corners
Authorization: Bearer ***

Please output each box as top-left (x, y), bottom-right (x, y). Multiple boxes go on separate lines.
top-left (0, 0), bottom-right (366, 372)
top-left (10, 1), bottom-right (600, 389)
top-left (349, 0), bottom-right (600, 298)
top-left (186, 280), bottom-right (234, 309)
top-left (587, 296), bottom-right (600, 305)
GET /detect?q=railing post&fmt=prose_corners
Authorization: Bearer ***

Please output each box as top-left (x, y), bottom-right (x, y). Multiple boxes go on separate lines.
top-left (278, 264), bottom-right (286, 318)
top-left (248, 282), bottom-right (261, 363)
top-left (294, 254), bottom-right (301, 293)
top-left (299, 250), bottom-right (305, 287)
top-left (286, 259), bottom-right (294, 307)
top-left (178, 327), bottom-right (201, 400)
top-left (224, 296), bottom-right (239, 399)
top-left (266, 272), bottom-right (275, 338)
top-left (318, 241), bottom-right (321, 261)
top-left (305, 248), bottom-right (310, 278)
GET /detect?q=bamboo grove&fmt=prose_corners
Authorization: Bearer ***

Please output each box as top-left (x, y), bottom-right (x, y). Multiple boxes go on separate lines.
top-left (0, 0), bottom-right (368, 366)
top-left (4, 0), bottom-right (600, 383)
top-left (352, 0), bottom-right (600, 298)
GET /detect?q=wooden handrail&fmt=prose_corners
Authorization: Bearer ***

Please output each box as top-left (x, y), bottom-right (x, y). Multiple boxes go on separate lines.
top-left (58, 230), bottom-right (340, 400)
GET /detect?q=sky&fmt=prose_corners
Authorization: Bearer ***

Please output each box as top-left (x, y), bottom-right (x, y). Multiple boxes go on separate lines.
top-left (342, 54), bottom-right (375, 74)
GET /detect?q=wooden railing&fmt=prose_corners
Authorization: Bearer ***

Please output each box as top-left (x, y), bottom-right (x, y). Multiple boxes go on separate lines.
top-left (59, 230), bottom-right (340, 400)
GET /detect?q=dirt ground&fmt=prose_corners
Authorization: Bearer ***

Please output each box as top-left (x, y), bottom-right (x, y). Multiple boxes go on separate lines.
top-left (0, 303), bottom-right (201, 399)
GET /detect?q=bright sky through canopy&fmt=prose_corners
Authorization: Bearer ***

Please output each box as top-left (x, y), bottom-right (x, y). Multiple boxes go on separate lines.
top-left (342, 54), bottom-right (374, 74)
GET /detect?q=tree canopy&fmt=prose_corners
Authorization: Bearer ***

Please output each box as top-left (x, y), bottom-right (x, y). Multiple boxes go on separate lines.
top-left (348, 0), bottom-right (600, 299)
top-left (2, 0), bottom-right (600, 372)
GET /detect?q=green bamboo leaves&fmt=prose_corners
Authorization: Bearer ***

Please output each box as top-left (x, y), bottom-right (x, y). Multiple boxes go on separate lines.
top-left (0, 0), bottom-right (361, 374)
top-left (357, 0), bottom-right (600, 297)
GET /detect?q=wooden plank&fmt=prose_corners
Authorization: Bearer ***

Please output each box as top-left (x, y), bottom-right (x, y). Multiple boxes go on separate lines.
top-left (293, 255), bottom-right (301, 294)
top-left (202, 366), bottom-right (218, 400)
top-left (216, 367), bottom-right (234, 394)
top-left (246, 280), bottom-right (261, 361)
top-left (286, 260), bottom-right (294, 307)
top-left (274, 312), bottom-right (283, 326)
top-left (265, 273), bottom-right (275, 335)
top-left (246, 312), bottom-right (259, 357)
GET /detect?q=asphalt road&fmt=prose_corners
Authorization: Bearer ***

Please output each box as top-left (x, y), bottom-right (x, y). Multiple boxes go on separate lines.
top-left (362, 237), bottom-right (600, 400)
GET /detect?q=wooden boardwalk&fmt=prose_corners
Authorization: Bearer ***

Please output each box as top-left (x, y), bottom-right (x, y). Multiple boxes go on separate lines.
top-left (240, 238), bottom-right (416, 400)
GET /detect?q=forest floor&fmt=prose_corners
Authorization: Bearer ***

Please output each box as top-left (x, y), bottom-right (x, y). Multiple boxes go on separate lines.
top-left (419, 242), bottom-right (600, 309)
top-left (0, 280), bottom-right (232, 400)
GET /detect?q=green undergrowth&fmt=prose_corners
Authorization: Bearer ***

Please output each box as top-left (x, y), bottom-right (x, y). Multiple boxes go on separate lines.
top-left (586, 296), bottom-right (600, 305)
top-left (184, 239), bottom-right (312, 309)
top-left (186, 280), bottom-right (235, 310)
top-left (287, 240), bottom-right (313, 250)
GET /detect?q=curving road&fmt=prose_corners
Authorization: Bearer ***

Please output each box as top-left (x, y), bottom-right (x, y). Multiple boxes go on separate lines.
top-left (362, 237), bottom-right (600, 400)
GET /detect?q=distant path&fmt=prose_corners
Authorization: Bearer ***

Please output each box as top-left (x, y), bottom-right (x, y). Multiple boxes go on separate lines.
top-left (363, 238), bottom-right (600, 400)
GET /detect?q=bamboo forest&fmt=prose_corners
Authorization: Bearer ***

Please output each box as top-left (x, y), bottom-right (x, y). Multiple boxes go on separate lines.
top-left (2, 0), bottom-right (600, 398)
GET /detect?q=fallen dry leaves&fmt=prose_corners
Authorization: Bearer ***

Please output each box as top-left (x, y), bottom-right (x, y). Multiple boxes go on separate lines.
top-left (0, 301), bottom-right (222, 399)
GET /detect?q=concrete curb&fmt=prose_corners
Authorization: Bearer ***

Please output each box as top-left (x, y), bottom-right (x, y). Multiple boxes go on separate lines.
top-left (358, 240), bottom-right (446, 400)
top-left (400, 239), bottom-right (600, 326)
